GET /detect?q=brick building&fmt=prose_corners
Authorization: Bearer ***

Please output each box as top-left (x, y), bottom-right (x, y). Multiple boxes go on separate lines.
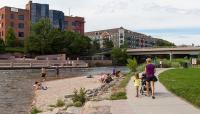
top-left (64, 16), bottom-right (85, 35)
top-left (85, 27), bottom-right (156, 49)
top-left (0, 7), bottom-right (30, 41)
top-left (0, 0), bottom-right (85, 41)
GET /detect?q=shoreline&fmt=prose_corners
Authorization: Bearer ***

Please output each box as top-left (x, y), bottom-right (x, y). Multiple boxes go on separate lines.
top-left (30, 75), bottom-right (83, 111)
top-left (31, 74), bottom-right (102, 112)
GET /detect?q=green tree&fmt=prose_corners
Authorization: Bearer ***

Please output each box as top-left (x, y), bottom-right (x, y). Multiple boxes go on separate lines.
top-left (5, 27), bottom-right (17, 47)
top-left (26, 19), bottom-right (53, 54)
top-left (111, 47), bottom-right (128, 65)
top-left (155, 39), bottom-right (175, 47)
top-left (0, 38), bottom-right (5, 53)
top-left (127, 58), bottom-right (137, 72)
top-left (103, 39), bottom-right (114, 49)
top-left (26, 19), bottom-right (94, 56)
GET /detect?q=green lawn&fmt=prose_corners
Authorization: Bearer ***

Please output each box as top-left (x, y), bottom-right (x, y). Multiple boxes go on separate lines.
top-left (159, 68), bottom-right (200, 107)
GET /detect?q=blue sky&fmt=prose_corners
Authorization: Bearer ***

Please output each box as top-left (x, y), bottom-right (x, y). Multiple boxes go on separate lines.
top-left (0, 0), bottom-right (200, 45)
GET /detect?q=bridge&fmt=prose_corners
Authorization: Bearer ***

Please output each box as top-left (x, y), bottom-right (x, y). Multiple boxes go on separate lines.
top-left (127, 47), bottom-right (200, 61)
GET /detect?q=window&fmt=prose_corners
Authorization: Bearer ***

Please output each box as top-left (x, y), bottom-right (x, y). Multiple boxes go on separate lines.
top-left (64, 21), bottom-right (68, 27)
top-left (72, 22), bottom-right (76, 26)
top-left (18, 15), bottom-right (24, 20)
top-left (18, 32), bottom-right (24, 37)
top-left (1, 23), bottom-right (3, 28)
top-left (10, 22), bottom-right (14, 27)
top-left (18, 23), bottom-right (24, 29)
top-left (10, 14), bottom-right (14, 19)
top-left (1, 14), bottom-right (4, 19)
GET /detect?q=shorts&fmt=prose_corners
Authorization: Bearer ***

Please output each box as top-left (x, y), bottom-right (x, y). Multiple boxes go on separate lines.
top-left (41, 73), bottom-right (46, 77)
top-left (146, 76), bottom-right (157, 82)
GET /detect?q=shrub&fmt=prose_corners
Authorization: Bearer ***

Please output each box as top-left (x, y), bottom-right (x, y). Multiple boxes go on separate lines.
top-left (110, 91), bottom-right (127, 100)
top-left (30, 107), bottom-right (42, 114)
top-left (56, 99), bottom-right (65, 107)
top-left (71, 88), bottom-right (86, 107)
top-left (73, 101), bottom-right (83, 107)
top-left (127, 58), bottom-right (137, 72)
top-left (136, 63), bottom-right (146, 72)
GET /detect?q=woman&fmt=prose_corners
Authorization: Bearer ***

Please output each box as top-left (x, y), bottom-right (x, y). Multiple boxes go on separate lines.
top-left (145, 58), bottom-right (157, 99)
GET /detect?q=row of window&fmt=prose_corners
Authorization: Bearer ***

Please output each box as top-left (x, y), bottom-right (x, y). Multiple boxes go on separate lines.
top-left (0, 22), bottom-right (24, 29)
top-left (10, 14), bottom-right (24, 20)
top-left (0, 31), bottom-right (24, 37)
top-left (0, 14), bottom-right (24, 20)
top-left (64, 21), bottom-right (81, 27)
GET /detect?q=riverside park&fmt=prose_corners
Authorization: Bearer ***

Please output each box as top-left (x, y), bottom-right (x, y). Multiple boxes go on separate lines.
top-left (0, 0), bottom-right (200, 114)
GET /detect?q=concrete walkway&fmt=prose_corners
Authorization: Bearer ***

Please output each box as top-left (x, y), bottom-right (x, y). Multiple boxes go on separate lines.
top-left (126, 68), bottom-right (200, 114)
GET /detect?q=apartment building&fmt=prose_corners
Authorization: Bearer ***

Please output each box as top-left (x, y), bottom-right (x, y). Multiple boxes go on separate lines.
top-left (85, 27), bottom-right (156, 49)
top-left (0, 7), bottom-right (30, 41)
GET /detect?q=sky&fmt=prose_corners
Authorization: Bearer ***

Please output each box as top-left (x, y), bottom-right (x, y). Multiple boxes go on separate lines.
top-left (0, 0), bottom-right (200, 45)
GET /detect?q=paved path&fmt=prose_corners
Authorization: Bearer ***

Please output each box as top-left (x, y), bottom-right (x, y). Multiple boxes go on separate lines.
top-left (126, 68), bottom-right (200, 114)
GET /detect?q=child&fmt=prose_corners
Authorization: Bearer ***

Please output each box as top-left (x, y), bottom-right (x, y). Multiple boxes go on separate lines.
top-left (134, 73), bottom-right (141, 97)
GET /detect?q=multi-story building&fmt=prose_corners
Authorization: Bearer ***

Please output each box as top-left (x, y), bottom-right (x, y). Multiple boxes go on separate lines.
top-left (26, 1), bottom-right (49, 24)
top-left (0, 0), bottom-right (85, 41)
top-left (64, 16), bottom-right (85, 35)
top-left (0, 7), bottom-right (30, 41)
top-left (85, 27), bottom-right (156, 49)
top-left (49, 10), bottom-right (65, 30)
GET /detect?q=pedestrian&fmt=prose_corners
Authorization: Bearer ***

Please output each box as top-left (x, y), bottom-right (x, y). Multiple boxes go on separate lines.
top-left (159, 60), bottom-right (163, 68)
top-left (145, 58), bottom-right (157, 99)
top-left (56, 66), bottom-right (59, 77)
top-left (41, 67), bottom-right (47, 81)
top-left (134, 73), bottom-right (141, 97)
top-left (112, 67), bottom-right (116, 75)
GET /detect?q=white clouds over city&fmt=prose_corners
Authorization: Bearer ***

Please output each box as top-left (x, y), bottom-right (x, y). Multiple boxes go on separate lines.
top-left (0, 0), bottom-right (200, 45)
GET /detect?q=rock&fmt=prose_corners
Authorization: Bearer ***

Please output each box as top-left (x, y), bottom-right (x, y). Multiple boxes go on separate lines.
top-left (66, 106), bottom-right (82, 114)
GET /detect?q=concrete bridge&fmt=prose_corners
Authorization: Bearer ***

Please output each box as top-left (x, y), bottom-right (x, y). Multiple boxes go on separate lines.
top-left (127, 47), bottom-right (200, 60)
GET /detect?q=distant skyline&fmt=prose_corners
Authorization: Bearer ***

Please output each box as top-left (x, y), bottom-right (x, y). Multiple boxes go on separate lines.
top-left (0, 0), bottom-right (200, 45)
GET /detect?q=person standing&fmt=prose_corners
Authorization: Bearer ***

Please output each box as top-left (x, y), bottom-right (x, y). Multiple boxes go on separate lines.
top-left (41, 67), bottom-right (47, 81)
top-left (134, 73), bottom-right (141, 97)
top-left (56, 66), bottom-right (59, 78)
top-left (145, 58), bottom-right (157, 99)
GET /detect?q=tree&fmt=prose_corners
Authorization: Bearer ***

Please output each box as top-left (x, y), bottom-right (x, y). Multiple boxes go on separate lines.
top-left (5, 27), bottom-right (17, 47)
top-left (111, 47), bottom-right (128, 65)
top-left (103, 39), bottom-right (114, 49)
top-left (26, 19), bottom-right (53, 54)
top-left (0, 38), bottom-right (5, 53)
top-left (155, 39), bottom-right (175, 47)
top-left (25, 19), bottom-right (94, 56)
top-left (127, 58), bottom-right (137, 72)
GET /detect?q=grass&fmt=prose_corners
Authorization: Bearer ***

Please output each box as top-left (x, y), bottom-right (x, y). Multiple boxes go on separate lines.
top-left (110, 91), bottom-right (127, 100)
top-left (159, 68), bottom-right (200, 108)
top-left (5, 47), bottom-right (24, 53)
top-left (119, 72), bottom-right (133, 88)
top-left (49, 99), bottom-right (65, 108)
top-left (30, 107), bottom-right (42, 114)
top-left (110, 72), bottom-right (133, 100)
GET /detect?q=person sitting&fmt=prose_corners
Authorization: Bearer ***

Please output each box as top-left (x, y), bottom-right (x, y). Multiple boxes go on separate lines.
top-left (33, 81), bottom-right (48, 90)
top-left (115, 71), bottom-right (121, 77)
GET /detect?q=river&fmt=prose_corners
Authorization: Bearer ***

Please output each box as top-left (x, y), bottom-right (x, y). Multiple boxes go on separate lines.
top-left (0, 66), bottom-right (129, 114)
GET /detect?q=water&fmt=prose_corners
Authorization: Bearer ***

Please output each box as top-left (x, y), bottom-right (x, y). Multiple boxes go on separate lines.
top-left (0, 66), bottom-right (129, 114)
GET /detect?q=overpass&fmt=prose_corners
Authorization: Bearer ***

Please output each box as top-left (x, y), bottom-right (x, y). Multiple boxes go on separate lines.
top-left (127, 47), bottom-right (200, 61)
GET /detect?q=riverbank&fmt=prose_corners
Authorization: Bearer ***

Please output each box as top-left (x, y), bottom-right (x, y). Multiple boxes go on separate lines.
top-left (34, 75), bottom-right (102, 112)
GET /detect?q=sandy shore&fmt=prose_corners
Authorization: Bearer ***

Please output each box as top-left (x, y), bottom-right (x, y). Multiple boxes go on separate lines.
top-left (35, 75), bottom-right (102, 111)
